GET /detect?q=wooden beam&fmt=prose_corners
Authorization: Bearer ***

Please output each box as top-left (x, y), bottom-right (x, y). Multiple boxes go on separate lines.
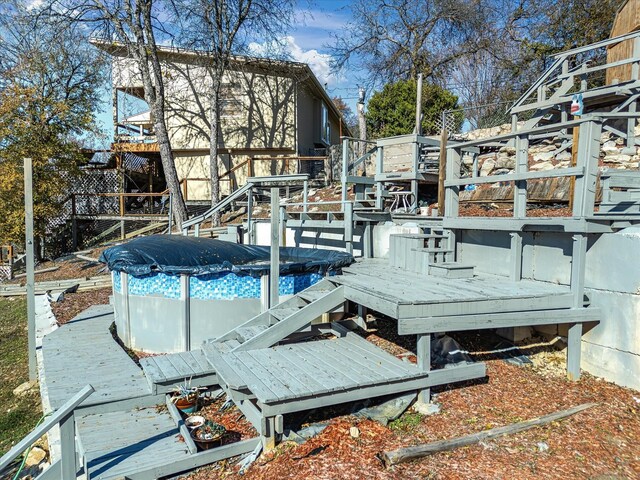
top-left (381, 402), bottom-right (597, 466)
top-left (397, 308), bottom-right (600, 335)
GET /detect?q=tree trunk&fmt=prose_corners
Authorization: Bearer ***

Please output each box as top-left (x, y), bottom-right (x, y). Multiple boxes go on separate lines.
top-left (209, 79), bottom-right (222, 226)
top-left (152, 100), bottom-right (188, 228)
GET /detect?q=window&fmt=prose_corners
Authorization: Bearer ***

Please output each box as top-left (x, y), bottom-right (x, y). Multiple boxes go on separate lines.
top-left (321, 102), bottom-right (331, 144)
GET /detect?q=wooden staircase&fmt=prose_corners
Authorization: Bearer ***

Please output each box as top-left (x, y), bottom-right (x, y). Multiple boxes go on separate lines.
top-left (202, 278), bottom-right (345, 355)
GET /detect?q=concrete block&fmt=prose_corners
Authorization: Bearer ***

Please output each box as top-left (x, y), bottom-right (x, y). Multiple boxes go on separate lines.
top-left (496, 326), bottom-right (533, 343)
top-left (583, 289), bottom-right (640, 355)
top-left (372, 222), bottom-right (420, 259)
top-left (585, 227), bottom-right (640, 294)
top-left (582, 340), bottom-right (640, 391)
top-left (458, 230), bottom-right (511, 276)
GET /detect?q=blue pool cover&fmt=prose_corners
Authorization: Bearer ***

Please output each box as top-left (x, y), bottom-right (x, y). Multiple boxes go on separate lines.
top-left (100, 235), bottom-right (354, 277)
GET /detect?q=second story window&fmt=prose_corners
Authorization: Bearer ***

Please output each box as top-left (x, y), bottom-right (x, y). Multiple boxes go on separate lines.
top-left (321, 102), bottom-right (330, 144)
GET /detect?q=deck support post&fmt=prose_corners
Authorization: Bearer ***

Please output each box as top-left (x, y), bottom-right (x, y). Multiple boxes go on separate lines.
top-left (270, 188), bottom-right (280, 308)
top-left (363, 222), bottom-right (372, 258)
top-left (416, 333), bottom-right (431, 404)
top-left (261, 416), bottom-right (277, 451)
top-left (510, 232), bottom-right (523, 281)
top-left (344, 202), bottom-right (354, 255)
top-left (59, 412), bottom-right (76, 480)
top-left (246, 186), bottom-right (253, 245)
top-left (120, 220), bottom-right (125, 240)
top-left (375, 146), bottom-right (384, 210)
top-left (566, 233), bottom-right (588, 381)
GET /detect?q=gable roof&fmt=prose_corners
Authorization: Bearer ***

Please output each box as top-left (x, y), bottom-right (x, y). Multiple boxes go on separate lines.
top-left (90, 38), bottom-right (352, 137)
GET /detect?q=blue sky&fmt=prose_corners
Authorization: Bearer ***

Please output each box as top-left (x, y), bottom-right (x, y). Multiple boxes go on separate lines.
top-left (96, 0), bottom-right (358, 140)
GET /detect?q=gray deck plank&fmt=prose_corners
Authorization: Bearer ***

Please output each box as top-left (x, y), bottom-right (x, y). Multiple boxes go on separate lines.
top-left (320, 336), bottom-right (410, 379)
top-left (220, 352), bottom-right (277, 399)
top-left (140, 357), bottom-right (166, 383)
top-left (292, 342), bottom-right (373, 386)
top-left (298, 340), bottom-right (387, 389)
top-left (180, 351), bottom-right (210, 375)
top-left (190, 350), bottom-right (214, 372)
top-left (338, 333), bottom-right (419, 376)
top-left (41, 305), bottom-right (151, 411)
top-left (230, 352), bottom-right (296, 402)
top-left (152, 355), bottom-right (183, 380)
top-left (166, 354), bottom-right (195, 378)
top-left (246, 349), bottom-right (313, 398)
top-left (271, 347), bottom-right (345, 393)
top-left (261, 349), bottom-right (330, 395)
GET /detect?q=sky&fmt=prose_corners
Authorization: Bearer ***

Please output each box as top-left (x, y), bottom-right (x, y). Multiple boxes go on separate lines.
top-left (96, 0), bottom-right (358, 139)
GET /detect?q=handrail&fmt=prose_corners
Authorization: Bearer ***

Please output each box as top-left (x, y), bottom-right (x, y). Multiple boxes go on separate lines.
top-left (550, 29), bottom-right (640, 58)
top-left (0, 384), bottom-right (94, 478)
top-left (511, 30), bottom-right (640, 113)
top-left (182, 182), bottom-right (254, 231)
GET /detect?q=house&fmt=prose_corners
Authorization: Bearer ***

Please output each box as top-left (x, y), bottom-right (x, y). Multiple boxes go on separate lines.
top-left (92, 39), bottom-right (350, 201)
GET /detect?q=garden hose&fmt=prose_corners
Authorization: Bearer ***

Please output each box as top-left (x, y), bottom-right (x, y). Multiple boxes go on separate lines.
top-left (12, 412), bottom-right (50, 480)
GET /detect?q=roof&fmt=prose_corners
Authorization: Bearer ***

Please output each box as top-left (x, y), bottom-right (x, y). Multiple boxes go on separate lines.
top-left (90, 38), bottom-right (351, 136)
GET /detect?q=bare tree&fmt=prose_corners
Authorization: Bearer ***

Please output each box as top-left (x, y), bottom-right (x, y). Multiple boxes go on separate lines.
top-left (175, 0), bottom-right (294, 225)
top-left (331, 0), bottom-right (490, 85)
top-left (47, 0), bottom-right (189, 228)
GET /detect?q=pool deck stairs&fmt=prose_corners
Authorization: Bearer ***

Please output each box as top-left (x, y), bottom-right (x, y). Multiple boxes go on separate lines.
top-left (140, 277), bottom-right (345, 395)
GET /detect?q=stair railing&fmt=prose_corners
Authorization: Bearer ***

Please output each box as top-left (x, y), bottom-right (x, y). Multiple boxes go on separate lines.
top-left (0, 384), bottom-right (94, 480)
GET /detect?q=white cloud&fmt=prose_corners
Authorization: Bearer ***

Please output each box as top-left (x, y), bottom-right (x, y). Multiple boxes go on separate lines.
top-left (26, 0), bottom-right (43, 11)
top-left (248, 36), bottom-right (342, 86)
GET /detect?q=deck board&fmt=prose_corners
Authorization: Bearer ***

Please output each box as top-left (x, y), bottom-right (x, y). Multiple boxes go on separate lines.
top-left (219, 337), bottom-right (428, 405)
top-left (41, 305), bottom-right (151, 411)
top-left (334, 259), bottom-right (574, 319)
top-left (77, 407), bottom-right (190, 480)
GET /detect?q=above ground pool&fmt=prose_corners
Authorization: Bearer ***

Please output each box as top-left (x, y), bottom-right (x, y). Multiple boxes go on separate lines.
top-left (100, 235), bottom-right (353, 353)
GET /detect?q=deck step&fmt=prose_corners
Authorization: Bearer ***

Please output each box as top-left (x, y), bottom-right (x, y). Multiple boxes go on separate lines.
top-left (298, 290), bottom-right (332, 302)
top-left (140, 350), bottom-right (218, 394)
top-left (236, 325), bottom-right (268, 343)
top-left (201, 279), bottom-right (345, 360)
top-left (270, 307), bottom-right (303, 321)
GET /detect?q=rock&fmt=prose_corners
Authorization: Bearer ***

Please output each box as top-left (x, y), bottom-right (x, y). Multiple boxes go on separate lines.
top-left (349, 426), bottom-right (360, 438)
top-left (602, 140), bottom-right (619, 153)
top-left (533, 151), bottom-right (555, 162)
top-left (616, 137), bottom-right (625, 146)
top-left (604, 154), bottom-right (632, 164)
top-left (555, 150), bottom-right (571, 161)
top-left (499, 146), bottom-right (516, 155)
top-left (537, 442), bottom-right (549, 453)
top-left (539, 144), bottom-right (556, 152)
top-left (623, 162), bottom-right (639, 169)
top-left (462, 154), bottom-right (474, 165)
top-left (480, 158), bottom-right (496, 177)
top-left (530, 161), bottom-right (554, 171)
top-left (13, 380), bottom-right (37, 398)
top-left (555, 161), bottom-right (570, 169)
top-left (493, 168), bottom-right (511, 175)
top-left (495, 154), bottom-right (515, 170)
top-left (25, 446), bottom-right (47, 467)
top-left (413, 402), bottom-right (441, 416)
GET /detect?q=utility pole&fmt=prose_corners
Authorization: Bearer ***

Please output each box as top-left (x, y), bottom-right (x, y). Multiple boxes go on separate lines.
top-left (24, 158), bottom-right (37, 380)
top-left (357, 87), bottom-right (367, 158)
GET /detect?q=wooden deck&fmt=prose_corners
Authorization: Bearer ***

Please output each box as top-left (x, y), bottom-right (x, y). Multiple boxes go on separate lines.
top-left (140, 350), bottom-right (217, 394)
top-left (214, 327), bottom-right (485, 440)
top-left (40, 305), bottom-right (158, 413)
top-left (334, 259), bottom-right (577, 319)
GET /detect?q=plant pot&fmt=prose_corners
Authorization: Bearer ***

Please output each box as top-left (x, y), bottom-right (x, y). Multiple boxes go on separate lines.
top-left (191, 430), bottom-right (225, 450)
top-left (173, 394), bottom-right (197, 413)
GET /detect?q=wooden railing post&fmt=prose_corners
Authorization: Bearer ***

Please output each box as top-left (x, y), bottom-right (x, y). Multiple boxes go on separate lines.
top-left (341, 138), bottom-right (350, 210)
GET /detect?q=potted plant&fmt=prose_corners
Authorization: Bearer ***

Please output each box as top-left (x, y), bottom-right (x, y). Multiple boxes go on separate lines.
top-left (170, 379), bottom-right (198, 413)
top-left (191, 420), bottom-right (226, 450)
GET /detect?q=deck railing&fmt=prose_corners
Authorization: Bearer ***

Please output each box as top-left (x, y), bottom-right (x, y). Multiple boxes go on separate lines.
top-left (70, 191), bottom-right (171, 218)
top-left (0, 385), bottom-right (94, 480)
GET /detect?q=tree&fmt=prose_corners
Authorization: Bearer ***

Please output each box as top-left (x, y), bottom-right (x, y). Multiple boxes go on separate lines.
top-left (332, 0), bottom-right (490, 84)
top-left (49, 0), bottom-right (189, 228)
top-left (175, 0), bottom-right (294, 225)
top-left (332, 96), bottom-right (357, 134)
top-left (366, 79), bottom-right (460, 139)
top-left (0, 5), bottom-right (104, 247)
